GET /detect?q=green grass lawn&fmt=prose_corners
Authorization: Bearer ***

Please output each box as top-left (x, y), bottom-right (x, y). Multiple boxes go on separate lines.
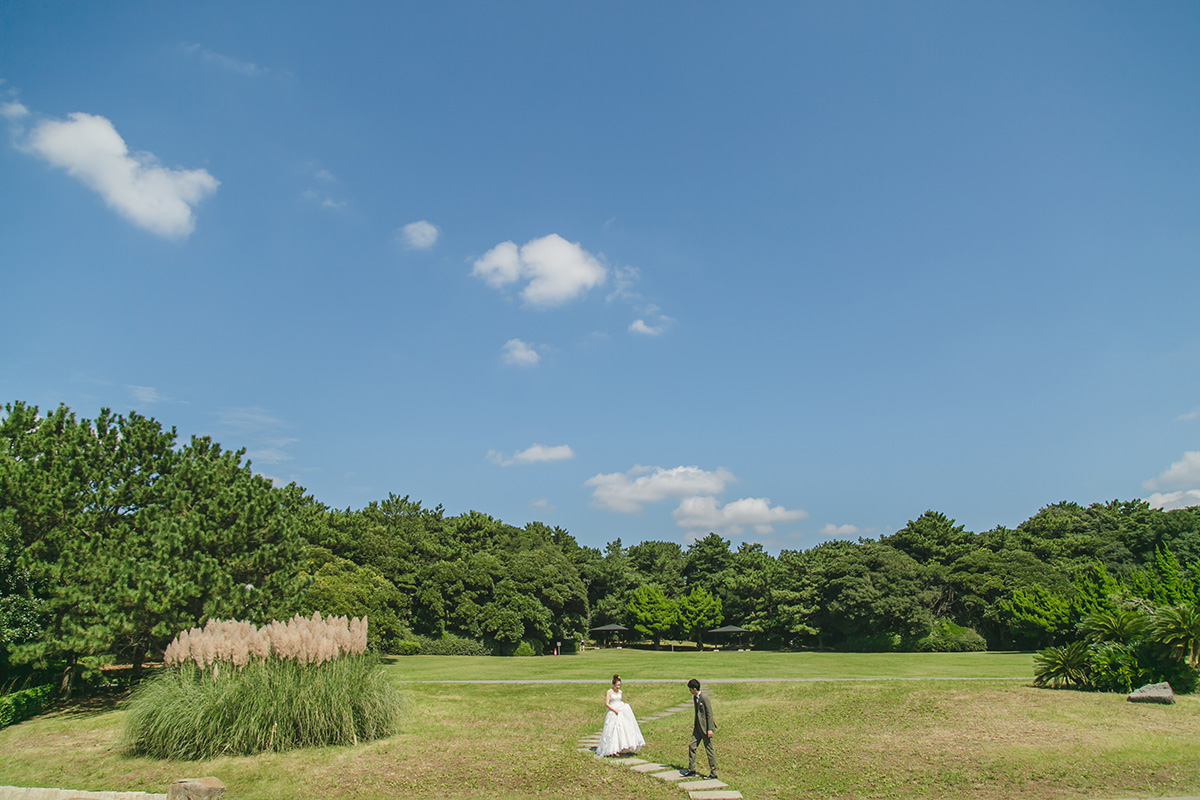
top-left (2, 651), bottom-right (1198, 800)
top-left (388, 648), bottom-right (1035, 682)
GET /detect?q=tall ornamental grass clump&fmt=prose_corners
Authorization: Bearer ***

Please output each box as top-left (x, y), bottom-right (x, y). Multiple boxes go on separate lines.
top-left (124, 613), bottom-right (401, 759)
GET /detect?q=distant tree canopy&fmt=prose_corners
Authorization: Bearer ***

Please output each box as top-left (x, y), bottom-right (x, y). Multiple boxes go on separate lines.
top-left (4, 401), bottom-right (1200, 684)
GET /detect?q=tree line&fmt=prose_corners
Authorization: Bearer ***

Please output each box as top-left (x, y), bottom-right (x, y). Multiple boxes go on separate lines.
top-left (3, 401), bottom-right (1200, 688)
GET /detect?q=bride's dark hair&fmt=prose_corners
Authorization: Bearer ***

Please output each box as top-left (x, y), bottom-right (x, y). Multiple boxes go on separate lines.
top-left (612, 674), bottom-right (621, 685)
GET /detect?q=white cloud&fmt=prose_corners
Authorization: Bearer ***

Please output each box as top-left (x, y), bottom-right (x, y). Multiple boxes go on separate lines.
top-left (400, 220), bottom-right (439, 250)
top-left (585, 465), bottom-right (735, 513)
top-left (629, 319), bottom-right (662, 335)
top-left (821, 523), bottom-right (861, 537)
top-left (1147, 490), bottom-right (1200, 511)
top-left (1, 102), bottom-right (28, 121)
top-left (472, 234), bottom-right (607, 308)
top-left (1178, 407), bottom-right (1200, 422)
top-left (18, 111), bottom-right (218, 239)
top-left (629, 304), bottom-right (676, 336)
top-left (489, 443), bottom-right (575, 467)
top-left (501, 338), bottom-right (540, 367)
top-left (314, 169), bottom-right (335, 182)
top-left (179, 43), bottom-right (266, 77)
top-left (1143, 452), bottom-right (1200, 491)
top-left (673, 495), bottom-right (808, 535)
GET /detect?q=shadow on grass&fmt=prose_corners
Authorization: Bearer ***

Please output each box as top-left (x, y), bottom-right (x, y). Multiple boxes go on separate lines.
top-left (46, 688), bottom-right (132, 718)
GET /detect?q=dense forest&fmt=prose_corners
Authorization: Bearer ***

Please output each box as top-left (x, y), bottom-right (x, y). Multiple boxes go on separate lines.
top-left (3, 401), bottom-right (1200, 687)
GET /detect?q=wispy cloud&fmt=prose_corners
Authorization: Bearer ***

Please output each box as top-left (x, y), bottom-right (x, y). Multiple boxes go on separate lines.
top-left (179, 43), bottom-right (267, 77)
top-left (301, 187), bottom-right (346, 210)
top-left (1, 101), bottom-right (28, 123)
top-left (128, 385), bottom-right (169, 405)
top-left (629, 304), bottom-right (676, 336)
top-left (820, 523), bottom-right (861, 537)
top-left (217, 406), bottom-right (284, 430)
top-left (473, 234), bottom-right (607, 308)
top-left (673, 495), bottom-right (808, 536)
top-left (585, 465), bottom-right (735, 513)
top-left (488, 443), bottom-right (575, 467)
top-left (6, 100), bottom-right (218, 239)
top-left (214, 406), bottom-right (298, 468)
top-left (606, 265), bottom-right (641, 303)
top-left (245, 437), bottom-right (300, 465)
top-left (300, 165), bottom-right (346, 210)
top-left (1178, 407), bottom-right (1200, 422)
top-left (399, 219), bottom-right (439, 250)
top-left (501, 338), bottom-right (541, 367)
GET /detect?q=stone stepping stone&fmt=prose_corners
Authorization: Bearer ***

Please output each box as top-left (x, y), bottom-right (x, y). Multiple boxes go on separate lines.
top-left (650, 770), bottom-right (693, 782)
top-left (576, 748), bottom-right (595, 754)
top-left (599, 756), bottom-right (645, 764)
top-left (681, 778), bottom-right (729, 790)
top-left (0, 791), bottom-right (167, 800)
top-left (630, 763), bottom-right (671, 773)
top-left (687, 792), bottom-right (742, 800)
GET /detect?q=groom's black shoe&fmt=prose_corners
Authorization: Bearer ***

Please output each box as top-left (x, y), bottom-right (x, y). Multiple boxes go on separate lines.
top-left (680, 770), bottom-right (696, 777)
top-left (707, 773), bottom-right (719, 780)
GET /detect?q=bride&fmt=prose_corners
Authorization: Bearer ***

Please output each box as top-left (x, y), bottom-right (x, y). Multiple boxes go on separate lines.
top-left (595, 674), bottom-right (645, 757)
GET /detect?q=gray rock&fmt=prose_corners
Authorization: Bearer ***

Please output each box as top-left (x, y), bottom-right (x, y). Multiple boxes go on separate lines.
top-left (166, 779), bottom-right (224, 800)
top-left (1127, 682), bottom-right (1175, 705)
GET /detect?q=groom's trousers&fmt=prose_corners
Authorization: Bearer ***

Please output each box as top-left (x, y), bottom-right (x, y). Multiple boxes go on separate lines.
top-left (688, 731), bottom-right (717, 773)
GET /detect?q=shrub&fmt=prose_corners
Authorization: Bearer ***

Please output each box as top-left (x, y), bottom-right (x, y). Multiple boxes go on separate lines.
top-left (413, 634), bottom-right (491, 656)
top-left (396, 640), bottom-right (421, 656)
top-left (125, 613), bottom-right (398, 758)
top-left (124, 654), bottom-right (401, 758)
top-left (1034, 641), bottom-right (1091, 689)
top-left (916, 621), bottom-right (988, 653)
top-left (1087, 641), bottom-right (1143, 693)
top-left (0, 683), bottom-right (53, 729)
top-left (513, 640), bottom-right (536, 657)
top-left (840, 632), bottom-right (900, 652)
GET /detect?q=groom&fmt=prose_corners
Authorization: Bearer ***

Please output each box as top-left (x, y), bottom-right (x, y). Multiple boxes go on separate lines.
top-left (681, 678), bottom-right (717, 779)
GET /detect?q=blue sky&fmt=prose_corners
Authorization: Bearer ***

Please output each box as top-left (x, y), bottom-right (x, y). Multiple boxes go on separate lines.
top-left (2, 2), bottom-right (1198, 553)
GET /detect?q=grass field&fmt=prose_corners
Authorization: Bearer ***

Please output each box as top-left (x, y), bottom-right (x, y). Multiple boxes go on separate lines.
top-left (388, 648), bottom-right (1035, 682)
top-left (2, 651), bottom-right (1199, 800)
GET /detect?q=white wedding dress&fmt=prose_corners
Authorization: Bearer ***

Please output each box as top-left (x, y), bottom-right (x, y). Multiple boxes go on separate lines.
top-left (595, 689), bottom-right (645, 756)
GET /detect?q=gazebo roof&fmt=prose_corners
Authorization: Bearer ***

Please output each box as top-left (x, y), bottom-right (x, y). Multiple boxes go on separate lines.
top-left (708, 624), bottom-right (750, 633)
top-left (589, 624), bottom-right (630, 632)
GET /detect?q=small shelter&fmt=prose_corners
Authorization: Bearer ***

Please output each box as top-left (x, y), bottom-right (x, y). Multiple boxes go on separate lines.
top-left (589, 623), bottom-right (629, 647)
top-left (707, 624), bottom-right (751, 649)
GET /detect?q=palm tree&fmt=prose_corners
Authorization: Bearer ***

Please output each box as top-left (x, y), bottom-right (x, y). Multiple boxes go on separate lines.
top-left (1151, 603), bottom-right (1200, 667)
top-left (1079, 607), bottom-right (1148, 644)
top-left (1033, 640), bottom-right (1091, 689)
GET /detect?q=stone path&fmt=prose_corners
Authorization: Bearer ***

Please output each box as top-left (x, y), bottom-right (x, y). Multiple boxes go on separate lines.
top-left (578, 700), bottom-right (742, 800)
top-left (0, 789), bottom-right (165, 800)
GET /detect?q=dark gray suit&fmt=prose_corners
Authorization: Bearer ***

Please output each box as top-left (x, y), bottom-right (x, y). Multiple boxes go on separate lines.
top-left (688, 691), bottom-right (717, 773)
